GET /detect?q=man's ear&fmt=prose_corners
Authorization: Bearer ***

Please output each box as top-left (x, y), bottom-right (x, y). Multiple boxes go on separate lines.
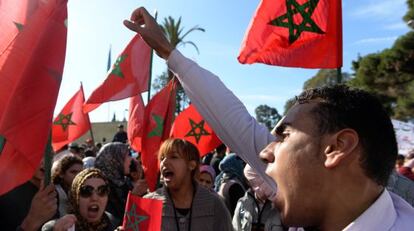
top-left (324, 129), bottom-right (359, 168)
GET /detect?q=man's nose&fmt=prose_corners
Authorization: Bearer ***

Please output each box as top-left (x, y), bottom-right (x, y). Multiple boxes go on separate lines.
top-left (259, 142), bottom-right (276, 164)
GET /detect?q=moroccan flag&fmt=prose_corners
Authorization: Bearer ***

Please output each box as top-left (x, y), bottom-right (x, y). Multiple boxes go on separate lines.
top-left (52, 85), bottom-right (91, 152)
top-left (238, 0), bottom-right (342, 68)
top-left (171, 104), bottom-right (222, 157)
top-left (141, 80), bottom-right (176, 191)
top-left (122, 192), bottom-right (162, 231)
top-left (0, 0), bottom-right (38, 57)
top-left (0, 0), bottom-right (68, 195)
top-left (128, 93), bottom-right (145, 152)
top-left (83, 35), bottom-right (151, 113)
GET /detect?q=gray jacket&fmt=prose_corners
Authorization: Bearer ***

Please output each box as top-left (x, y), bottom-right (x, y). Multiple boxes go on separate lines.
top-left (232, 190), bottom-right (284, 231)
top-left (145, 184), bottom-right (233, 231)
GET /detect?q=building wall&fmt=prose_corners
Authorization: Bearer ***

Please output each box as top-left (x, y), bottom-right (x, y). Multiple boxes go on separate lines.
top-left (76, 121), bottom-right (128, 145)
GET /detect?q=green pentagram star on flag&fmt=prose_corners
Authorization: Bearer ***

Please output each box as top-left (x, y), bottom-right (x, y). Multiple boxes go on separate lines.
top-left (13, 22), bottom-right (24, 31)
top-left (269, 0), bottom-right (325, 44)
top-left (125, 204), bottom-right (148, 231)
top-left (0, 136), bottom-right (5, 153)
top-left (185, 119), bottom-right (211, 144)
top-left (53, 112), bottom-right (76, 131)
top-left (148, 114), bottom-right (164, 138)
top-left (111, 54), bottom-right (127, 78)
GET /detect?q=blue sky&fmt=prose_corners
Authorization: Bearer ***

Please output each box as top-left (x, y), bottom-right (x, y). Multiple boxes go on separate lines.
top-left (58, 0), bottom-right (411, 122)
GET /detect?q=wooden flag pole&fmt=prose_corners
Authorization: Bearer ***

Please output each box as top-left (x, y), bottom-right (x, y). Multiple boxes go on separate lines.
top-left (43, 133), bottom-right (53, 186)
top-left (81, 82), bottom-right (96, 144)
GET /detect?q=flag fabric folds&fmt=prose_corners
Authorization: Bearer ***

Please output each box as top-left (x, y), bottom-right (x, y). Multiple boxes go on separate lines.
top-left (52, 85), bottom-right (91, 152)
top-left (171, 104), bottom-right (222, 157)
top-left (83, 35), bottom-right (151, 113)
top-left (0, 0), bottom-right (38, 57)
top-left (141, 80), bottom-right (176, 191)
top-left (0, 0), bottom-right (68, 195)
top-left (238, 0), bottom-right (342, 68)
top-left (128, 93), bottom-right (145, 152)
top-left (122, 192), bottom-right (163, 231)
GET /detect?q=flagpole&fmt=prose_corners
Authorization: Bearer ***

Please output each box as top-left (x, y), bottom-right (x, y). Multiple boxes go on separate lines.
top-left (150, 10), bottom-right (159, 187)
top-left (147, 10), bottom-right (158, 103)
top-left (43, 133), bottom-right (53, 186)
top-left (337, 67), bottom-right (342, 84)
top-left (107, 44), bottom-right (112, 121)
top-left (81, 82), bottom-right (96, 144)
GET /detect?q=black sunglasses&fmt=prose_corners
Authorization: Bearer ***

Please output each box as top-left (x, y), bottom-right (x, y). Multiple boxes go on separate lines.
top-left (79, 184), bottom-right (110, 198)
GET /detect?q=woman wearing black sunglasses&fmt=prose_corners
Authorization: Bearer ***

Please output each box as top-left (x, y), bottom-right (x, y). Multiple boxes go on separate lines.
top-left (42, 168), bottom-right (119, 231)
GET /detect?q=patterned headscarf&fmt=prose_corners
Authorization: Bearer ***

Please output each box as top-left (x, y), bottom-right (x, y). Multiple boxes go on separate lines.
top-left (94, 142), bottom-right (129, 187)
top-left (69, 168), bottom-right (110, 231)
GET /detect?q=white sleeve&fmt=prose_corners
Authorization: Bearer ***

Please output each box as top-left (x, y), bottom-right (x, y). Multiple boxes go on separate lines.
top-left (167, 49), bottom-right (277, 191)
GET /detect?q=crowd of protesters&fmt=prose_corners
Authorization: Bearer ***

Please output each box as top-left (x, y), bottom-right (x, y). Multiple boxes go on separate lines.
top-left (2, 126), bottom-right (414, 230)
top-left (1, 6), bottom-right (414, 231)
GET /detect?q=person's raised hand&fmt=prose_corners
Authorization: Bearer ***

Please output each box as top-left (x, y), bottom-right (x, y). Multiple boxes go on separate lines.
top-left (131, 179), bottom-right (149, 197)
top-left (124, 7), bottom-right (174, 60)
top-left (53, 214), bottom-right (77, 231)
top-left (20, 181), bottom-right (57, 231)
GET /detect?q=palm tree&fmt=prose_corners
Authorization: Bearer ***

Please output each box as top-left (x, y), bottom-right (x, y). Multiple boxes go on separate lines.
top-left (155, 16), bottom-right (205, 113)
top-left (161, 16), bottom-right (205, 59)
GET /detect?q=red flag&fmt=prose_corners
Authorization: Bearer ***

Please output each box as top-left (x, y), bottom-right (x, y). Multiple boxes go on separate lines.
top-left (0, 0), bottom-right (68, 195)
top-left (238, 0), bottom-right (342, 68)
top-left (128, 93), bottom-right (145, 152)
top-left (122, 192), bottom-right (163, 231)
top-left (171, 104), bottom-right (222, 157)
top-left (52, 85), bottom-right (91, 152)
top-left (0, 0), bottom-right (38, 56)
top-left (141, 80), bottom-right (176, 191)
top-left (83, 35), bottom-right (151, 113)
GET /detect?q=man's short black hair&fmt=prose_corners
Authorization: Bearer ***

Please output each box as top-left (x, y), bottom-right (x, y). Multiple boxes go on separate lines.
top-left (295, 85), bottom-right (398, 186)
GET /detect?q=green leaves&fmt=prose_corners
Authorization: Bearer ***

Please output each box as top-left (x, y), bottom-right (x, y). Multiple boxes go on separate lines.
top-left (351, 32), bottom-right (414, 120)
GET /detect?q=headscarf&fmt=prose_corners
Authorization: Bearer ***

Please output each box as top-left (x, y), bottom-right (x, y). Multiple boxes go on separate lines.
top-left (94, 142), bottom-right (129, 187)
top-left (200, 164), bottom-right (216, 180)
top-left (69, 168), bottom-right (110, 231)
top-left (83, 157), bottom-right (96, 169)
top-left (214, 153), bottom-right (247, 191)
top-left (244, 164), bottom-right (277, 201)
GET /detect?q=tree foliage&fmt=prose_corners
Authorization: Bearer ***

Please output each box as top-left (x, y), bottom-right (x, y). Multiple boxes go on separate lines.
top-left (255, 105), bottom-right (282, 131)
top-left (303, 69), bottom-right (351, 89)
top-left (283, 97), bottom-right (296, 115)
top-left (349, 31), bottom-right (414, 120)
top-left (348, 0), bottom-right (414, 120)
top-left (161, 16), bottom-right (205, 54)
top-left (403, 0), bottom-right (414, 23)
top-left (283, 69), bottom-right (350, 114)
